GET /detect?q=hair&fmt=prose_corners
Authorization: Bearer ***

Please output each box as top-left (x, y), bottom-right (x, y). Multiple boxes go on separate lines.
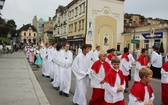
top-left (96, 45), bottom-right (100, 49)
top-left (52, 42), bottom-right (57, 46)
top-left (139, 67), bottom-right (153, 79)
top-left (124, 47), bottom-right (129, 53)
top-left (111, 56), bottom-right (120, 64)
top-left (98, 52), bottom-right (107, 58)
top-left (152, 46), bottom-right (156, 50)
top-left (64, 42), bottom-right (70, 46)
top-left (45, 42), bottom-right (49, 46)
top-left (56, 43), bottom-right (62, 51)
top-left (81, 44), bottom-right (90, 51)
top-left (141, 48), bottom-right (147, 53)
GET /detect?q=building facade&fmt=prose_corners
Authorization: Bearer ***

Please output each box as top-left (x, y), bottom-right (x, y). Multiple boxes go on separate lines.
top-left (32, 16), bottom-right (48, 40)
top-left (18, 24), bottom-right (37, 44)
top-left (52, 0), bottom-right (125, 52)
top-left (86, 0), bottom-right (124, 51)
top-left (123, 23), bottom-right (168, 56)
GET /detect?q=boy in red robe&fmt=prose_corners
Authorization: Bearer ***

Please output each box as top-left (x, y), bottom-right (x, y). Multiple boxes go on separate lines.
top-left (134, 48), bottom-right (150, 86)
top-left (106, 48), bottom-right (116, 65)
top-left (103, 56), bottom-right (125, 105)
top-left (89, 52), bottom-right (111, 105)
top-left (161, 61), bottom-right (168, 105)
top-left (128, 67), bottom-right (154, 105)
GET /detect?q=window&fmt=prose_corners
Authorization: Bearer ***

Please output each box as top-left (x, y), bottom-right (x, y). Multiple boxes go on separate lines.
top-left (117, 45), bottom-right (120, 51)
top-left (34, 33), bottom-right (36, 37)
top-left (29, 33), bottom-right (31, 36)
top-left (74, 22), bottom-right (77, 32)
top-left (144, 40), bottom-right (149, 49)
top-left (154, 40), bottom-right (160, 47)
top-left (58, 28), bottom-right (59, 34)
top-left (79, 21), bottom-right (81, 31)
top-left (83, 3), bottom-right (85, 13)
top-left (79, 5), bottom-right (82, 14)
top-left (75, 7), bottom-right (78, 17)
top-left (24, 32), bottom-right (26, 36)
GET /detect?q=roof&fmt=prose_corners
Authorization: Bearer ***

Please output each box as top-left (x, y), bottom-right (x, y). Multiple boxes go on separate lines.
top-left (18, 24), bottom-right (37, 32)
top-left (66, 0), bottom-right (78, 8)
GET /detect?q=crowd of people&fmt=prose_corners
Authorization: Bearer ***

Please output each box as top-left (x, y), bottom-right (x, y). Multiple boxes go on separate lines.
top-left (24, 42), bottom-right (168, 105)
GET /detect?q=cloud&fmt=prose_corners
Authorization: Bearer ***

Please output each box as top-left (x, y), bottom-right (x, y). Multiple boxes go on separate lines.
top-left (1, 0), bottom-right (168, 29)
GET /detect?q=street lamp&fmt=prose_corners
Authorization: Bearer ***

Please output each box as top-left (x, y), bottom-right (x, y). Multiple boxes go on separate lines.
top-left (0, 0), bottom-right (5, 9)
top-left (130, 23), bottom-right (137, 59)
top-left (15, 33), bottom-right (17, 42)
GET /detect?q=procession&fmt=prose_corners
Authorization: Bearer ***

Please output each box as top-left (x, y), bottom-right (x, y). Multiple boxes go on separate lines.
top-left (24, 42), bottom-right (168, 105)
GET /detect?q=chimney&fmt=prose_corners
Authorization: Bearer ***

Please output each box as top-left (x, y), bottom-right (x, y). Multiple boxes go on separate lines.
top-left (49, 17), bottom-right (51, 21)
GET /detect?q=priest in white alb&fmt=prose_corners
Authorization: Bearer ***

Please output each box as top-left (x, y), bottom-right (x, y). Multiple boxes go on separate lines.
top-left (41, 43), bottom-right (50, 77)
top-left (58, 42), bottom-right (73, 97)
top-left (72, 44), bottom-right (92, 105)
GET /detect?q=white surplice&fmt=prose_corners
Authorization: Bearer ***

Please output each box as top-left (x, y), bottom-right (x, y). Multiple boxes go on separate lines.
top-left (119, 58), bottom-right (131, 76)
top-left (161, 68), bottom-right (168, 83)
top-left (87, 50), bottom-right (94, 66)
top-left (41, 48), bottom-right (50, 76)
top-left (59, 50), bottom-right (73, 94)
top-left (151, 53), bottom-right (162, 68)
top-left (90, 65), bottom-right (105, 89)
top-left (72, 53), bottom-right (92, 105)
top-left (51, 50), bottom-right (61, 87)
top-left (103, 68), bottom-right (125, 103)
top-left (165, 53), bottom-right (168, 62)
top-left (92, 50), bottom-right (100, 62)
top-left (48, 47), bottom-right (55, 79)
top-left (128, 87), bottom-right (154, 105)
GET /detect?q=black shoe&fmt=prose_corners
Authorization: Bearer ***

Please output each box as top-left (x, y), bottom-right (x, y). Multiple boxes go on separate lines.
top-left (59, 91), bottom-right (63, 95)
top-left (50, 79), bottom-right (54, 82)
top-left (64, 93), bottom-right (69, 97)
top-left (124, 90), bottom-right (128, 93)
top-left (46, 76), bottom-right (50, 78)
top-left (55, 87), bottom-right (59, 91)
top-left (42, 74), bottom-right (45, 76)
top-left (74, 103), bottom-right (79, 105)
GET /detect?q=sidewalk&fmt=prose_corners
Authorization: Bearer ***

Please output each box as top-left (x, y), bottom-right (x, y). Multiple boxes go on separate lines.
top-left (0, 51), bottom-right (50, 105)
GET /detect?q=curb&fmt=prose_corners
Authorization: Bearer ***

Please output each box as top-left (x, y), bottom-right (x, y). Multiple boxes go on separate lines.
top-left (25, 57), bottom-right (50, 105)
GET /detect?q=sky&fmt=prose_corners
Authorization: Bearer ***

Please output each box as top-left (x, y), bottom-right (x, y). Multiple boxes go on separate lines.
top-left (1, 0), bottom-right (168, 29)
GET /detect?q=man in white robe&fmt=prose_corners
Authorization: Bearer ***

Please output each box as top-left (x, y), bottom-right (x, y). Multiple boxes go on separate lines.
top-left (72, 44), bottom-right (92, 105)
top-left (49, 43), bottom-right (57, 81)
top-left (51, 44), bottom-right (62, 89)
top-left (59, 42), bottom-right (73, 97)
top-left (92, 45), bottom-right (100, 62)
top-left (41, 43), bottom-right (50, 77)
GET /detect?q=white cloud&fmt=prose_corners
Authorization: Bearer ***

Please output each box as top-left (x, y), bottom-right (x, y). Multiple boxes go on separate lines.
top-left (1, 0), bottom-right (168, 29)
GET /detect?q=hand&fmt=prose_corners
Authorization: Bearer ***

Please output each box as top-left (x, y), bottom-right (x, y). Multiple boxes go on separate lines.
top-left (144, 102), bottom-right (153, 105)
top-left (100, 81), bottom-right (104, 84)
top-left (46, 55), bottom-right (48, 58)
top-left (146, 65), bottom-right (150, 68)
top-left (117, 87), bottom-right (123, 92)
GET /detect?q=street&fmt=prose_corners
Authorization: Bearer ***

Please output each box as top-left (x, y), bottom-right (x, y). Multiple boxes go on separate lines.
top-left (30, 62), bottom-right (162, 105)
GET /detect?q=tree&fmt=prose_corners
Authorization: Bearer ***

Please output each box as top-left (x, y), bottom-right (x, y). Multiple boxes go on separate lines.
top-left (0, 17), bottom-right (17, 38)
top-left (159, 42), bottom-right (164, 54)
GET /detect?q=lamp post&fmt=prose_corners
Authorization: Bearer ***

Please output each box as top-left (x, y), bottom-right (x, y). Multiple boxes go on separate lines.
top-left (0, 0), bottom-right (6, 15)
top-left (15, 33), bottom-right (17, 43)
top-left (130, 23), bottom-right (137, 59)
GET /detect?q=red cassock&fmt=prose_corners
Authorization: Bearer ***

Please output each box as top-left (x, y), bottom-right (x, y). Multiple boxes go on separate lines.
top-left (137, 55), bottom-right (149, 66)
top-left (161, 61), bottom-right (168, 105)
top-left (89, 60), bottom-right (111, 105)
top-left (107, 54), bottom-right (116, 61)
top-left (103, 68), bottom-right (125, 105)
top-left (121, 53), bottom-right (129, 88)
top-left (130, 81), bottom-right (153, 102)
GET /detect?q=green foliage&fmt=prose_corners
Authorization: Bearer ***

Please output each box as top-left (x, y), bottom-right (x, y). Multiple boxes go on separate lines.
top-left (0, 17), bottom-right (17, 39)
top-left (0, 37), bottom-right (11, 44)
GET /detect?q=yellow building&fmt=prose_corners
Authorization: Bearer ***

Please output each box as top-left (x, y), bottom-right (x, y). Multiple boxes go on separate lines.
top-left (18, 24), bottom-right (37, 44)
top-left (67, 0), bottom-right (86, 50)
top-left (86, 0), bottom-right (124, 52)
top-left (122, 23), bottom-right (168, 56)
top-left (52, 0), bottom-right (125, 52)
